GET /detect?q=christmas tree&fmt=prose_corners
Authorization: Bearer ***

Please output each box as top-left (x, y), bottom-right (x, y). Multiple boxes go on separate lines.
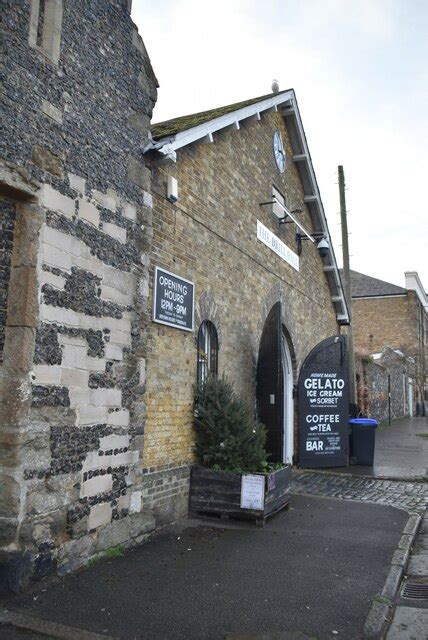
top-left (194, 376), bottom-right (267, 472)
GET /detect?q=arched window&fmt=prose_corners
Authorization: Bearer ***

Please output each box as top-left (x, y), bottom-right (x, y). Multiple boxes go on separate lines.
top-left (197, 321), bottom-right (218, 385)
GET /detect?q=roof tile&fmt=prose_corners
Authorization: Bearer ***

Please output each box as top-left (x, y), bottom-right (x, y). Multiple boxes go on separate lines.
top-left (342, 270), bottom-right (407, 298)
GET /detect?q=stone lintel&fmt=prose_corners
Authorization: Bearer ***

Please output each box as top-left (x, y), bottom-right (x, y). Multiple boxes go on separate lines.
top-left (0, 160), bottom-right (39, 201)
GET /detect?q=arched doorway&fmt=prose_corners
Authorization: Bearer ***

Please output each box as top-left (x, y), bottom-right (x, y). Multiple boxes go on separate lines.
top-left (256, 302), bottom-right (294, 463)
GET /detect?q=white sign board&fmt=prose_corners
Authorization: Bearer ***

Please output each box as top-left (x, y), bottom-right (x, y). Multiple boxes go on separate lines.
top-left (257, 220), bottom-right (299, 272)
top-left (240, 474), bottom-right (265, 511)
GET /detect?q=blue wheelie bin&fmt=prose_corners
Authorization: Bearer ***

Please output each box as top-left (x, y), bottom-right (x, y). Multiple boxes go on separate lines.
top-left (349, 418), bottom-right (378, 465)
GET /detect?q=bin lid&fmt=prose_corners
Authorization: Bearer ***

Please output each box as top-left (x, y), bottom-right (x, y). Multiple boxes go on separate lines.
top-left (349, 418), bottom-right (378, 426)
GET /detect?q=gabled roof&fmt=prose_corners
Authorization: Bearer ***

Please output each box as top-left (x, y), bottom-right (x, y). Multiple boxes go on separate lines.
top-left (144, 89), bottom-right (350, 325)
top-left (345, 270), bottom-right (407, 298)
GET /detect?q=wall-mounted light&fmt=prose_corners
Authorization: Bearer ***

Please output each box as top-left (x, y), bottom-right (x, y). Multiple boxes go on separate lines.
top-left (296, 231), bottom-right (330, 258)
top-left (260, 197), bottom-right (330, 258)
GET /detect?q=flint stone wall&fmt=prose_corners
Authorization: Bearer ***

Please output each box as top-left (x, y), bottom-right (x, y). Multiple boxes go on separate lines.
top-left (0, 0), bottom-right (180, 593)
top-left (0, 199), bottom-right (16, 361)
top-left (356, 350), bottom-right (408, 422)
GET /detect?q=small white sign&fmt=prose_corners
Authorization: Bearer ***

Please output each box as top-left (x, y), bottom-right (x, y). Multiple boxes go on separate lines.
top-left (257, 220), bottom-right (299, 271)
top-left (240, 474), bottom-right (265, 511)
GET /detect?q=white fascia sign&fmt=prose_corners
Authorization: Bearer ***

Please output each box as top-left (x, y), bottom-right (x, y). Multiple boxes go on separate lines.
top-left (257, 220), bottom-right (299, 272)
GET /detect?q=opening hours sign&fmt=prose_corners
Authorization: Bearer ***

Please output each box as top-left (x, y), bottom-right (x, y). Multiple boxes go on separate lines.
top-left (153, 267), bottom-right (194, 332)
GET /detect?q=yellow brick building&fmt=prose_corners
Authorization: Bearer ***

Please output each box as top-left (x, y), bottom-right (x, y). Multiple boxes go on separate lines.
top-left (142, 89), bottom-right (350, 522)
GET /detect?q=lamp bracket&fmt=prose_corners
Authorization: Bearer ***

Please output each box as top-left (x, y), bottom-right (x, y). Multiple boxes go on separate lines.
top-left (259, 199), bottom-right (314, 241)
top-left (296, 231), bottom-right (326, 242)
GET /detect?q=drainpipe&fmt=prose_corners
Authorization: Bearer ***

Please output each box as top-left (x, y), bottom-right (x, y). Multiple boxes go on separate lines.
top-left (388, 374), bottom-right (391, 426)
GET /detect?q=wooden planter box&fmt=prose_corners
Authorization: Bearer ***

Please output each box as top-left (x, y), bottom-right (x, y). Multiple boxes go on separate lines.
top-left (189, 464), bottom-right (292, 525)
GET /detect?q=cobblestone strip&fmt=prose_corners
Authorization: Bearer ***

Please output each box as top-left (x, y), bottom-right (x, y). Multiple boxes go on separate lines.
top-left (291, 471), bottom-right (428, 514)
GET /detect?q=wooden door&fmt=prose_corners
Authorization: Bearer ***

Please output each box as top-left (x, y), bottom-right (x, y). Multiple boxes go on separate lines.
top-left (257, 302), bottom-right (282, 462)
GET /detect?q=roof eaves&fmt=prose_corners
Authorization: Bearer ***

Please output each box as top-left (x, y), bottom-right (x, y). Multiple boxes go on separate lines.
top-left (352, 293), bottom-right (407, 299)
top-left (285, 99), bottom-right (350, 324)
top-left (145, 90), bottom-right (295, 154)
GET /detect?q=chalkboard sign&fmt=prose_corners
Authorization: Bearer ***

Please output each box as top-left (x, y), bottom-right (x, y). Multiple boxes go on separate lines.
top-left (153, 267), bottom-right (194, 332)
top-left (298, 335), bottom-right (349, 468)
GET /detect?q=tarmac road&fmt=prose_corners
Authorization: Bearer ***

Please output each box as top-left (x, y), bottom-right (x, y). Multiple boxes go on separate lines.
top-left (3, 494), bottom-right (408, 640)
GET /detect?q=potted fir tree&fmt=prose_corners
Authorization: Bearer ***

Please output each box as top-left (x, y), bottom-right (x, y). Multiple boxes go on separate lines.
top-left (189, 376), bottom-right (292, 525)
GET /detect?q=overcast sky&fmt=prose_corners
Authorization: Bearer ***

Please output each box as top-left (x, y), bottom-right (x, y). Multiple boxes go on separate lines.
top-left (132, 0), bottom-right (428, 290)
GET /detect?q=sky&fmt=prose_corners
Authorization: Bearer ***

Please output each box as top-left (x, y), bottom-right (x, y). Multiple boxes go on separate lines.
top-left (132, 0), bottom-right (428, 289)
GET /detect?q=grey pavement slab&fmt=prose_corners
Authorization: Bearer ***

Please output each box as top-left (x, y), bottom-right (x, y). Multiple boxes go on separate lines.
top-left (386, 606), bottom-right (428, 640)
top-left (3, 496), bottom-right (407, 640)
top-left (407, 555), bottom-right (428, 576)
top-left (324, 416), bottom-right (428, 479)
top-left (413, 536), bottom-right (428, 553)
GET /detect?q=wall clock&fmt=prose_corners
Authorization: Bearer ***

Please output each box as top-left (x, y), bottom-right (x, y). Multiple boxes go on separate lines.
top-left (273, 130), bottom-right (286, 174)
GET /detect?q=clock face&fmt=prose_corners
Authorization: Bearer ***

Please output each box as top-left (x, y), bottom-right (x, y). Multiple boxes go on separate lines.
top-left (273, 130), bottom-right (286, 173)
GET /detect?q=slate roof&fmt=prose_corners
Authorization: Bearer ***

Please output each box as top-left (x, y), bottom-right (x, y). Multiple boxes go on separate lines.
top-left (151, 89), bottom-right (292, 140)
top-left (342, 270), bottom-right (407, 298)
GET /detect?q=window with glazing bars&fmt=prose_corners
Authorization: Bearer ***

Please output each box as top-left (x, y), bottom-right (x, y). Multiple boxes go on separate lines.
top-left (197, 321), bottom-right (218, 385)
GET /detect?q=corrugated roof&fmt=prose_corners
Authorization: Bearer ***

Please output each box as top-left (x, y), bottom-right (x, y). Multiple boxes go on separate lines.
top-left (151, 90), bottom-right (291, 140)
top-left (342, 270), bottom-right (407, 298)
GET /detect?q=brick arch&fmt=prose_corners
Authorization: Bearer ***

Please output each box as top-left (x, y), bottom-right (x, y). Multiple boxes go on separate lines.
top-left (194, 290), bottom-right (223, 346)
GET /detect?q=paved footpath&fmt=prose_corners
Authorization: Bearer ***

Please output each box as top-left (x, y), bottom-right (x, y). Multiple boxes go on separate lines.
top-left (292, 469), bottom-right (427, 639)
top-left (329, 417), bottom-right (428, 479)
top-left (1, 495), bottom-right (408, 640)
top-left (1, 469), bottom-right (426, 639)
top-left (291, 471), bottom-right (427, 514)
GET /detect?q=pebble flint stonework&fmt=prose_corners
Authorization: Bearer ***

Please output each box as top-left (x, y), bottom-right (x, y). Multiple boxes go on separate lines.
top-left (1, 1), bottom-right (350, 591)
top-left (1, 0), bottom-right (158, 592)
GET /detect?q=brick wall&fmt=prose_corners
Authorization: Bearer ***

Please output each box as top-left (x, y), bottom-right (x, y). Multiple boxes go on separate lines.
top-left (353, 291), bottom-right (426, 411)
top-left (1, 0), bottom-right (157, 591)
top-left (144, 111), bottom-right (339, 483)
top-left (352, 294), bottom-right (419, 355)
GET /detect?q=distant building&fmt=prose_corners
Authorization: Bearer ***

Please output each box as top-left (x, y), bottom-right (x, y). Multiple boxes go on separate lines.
top-left (346, 270), bottom-right (427, 416)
